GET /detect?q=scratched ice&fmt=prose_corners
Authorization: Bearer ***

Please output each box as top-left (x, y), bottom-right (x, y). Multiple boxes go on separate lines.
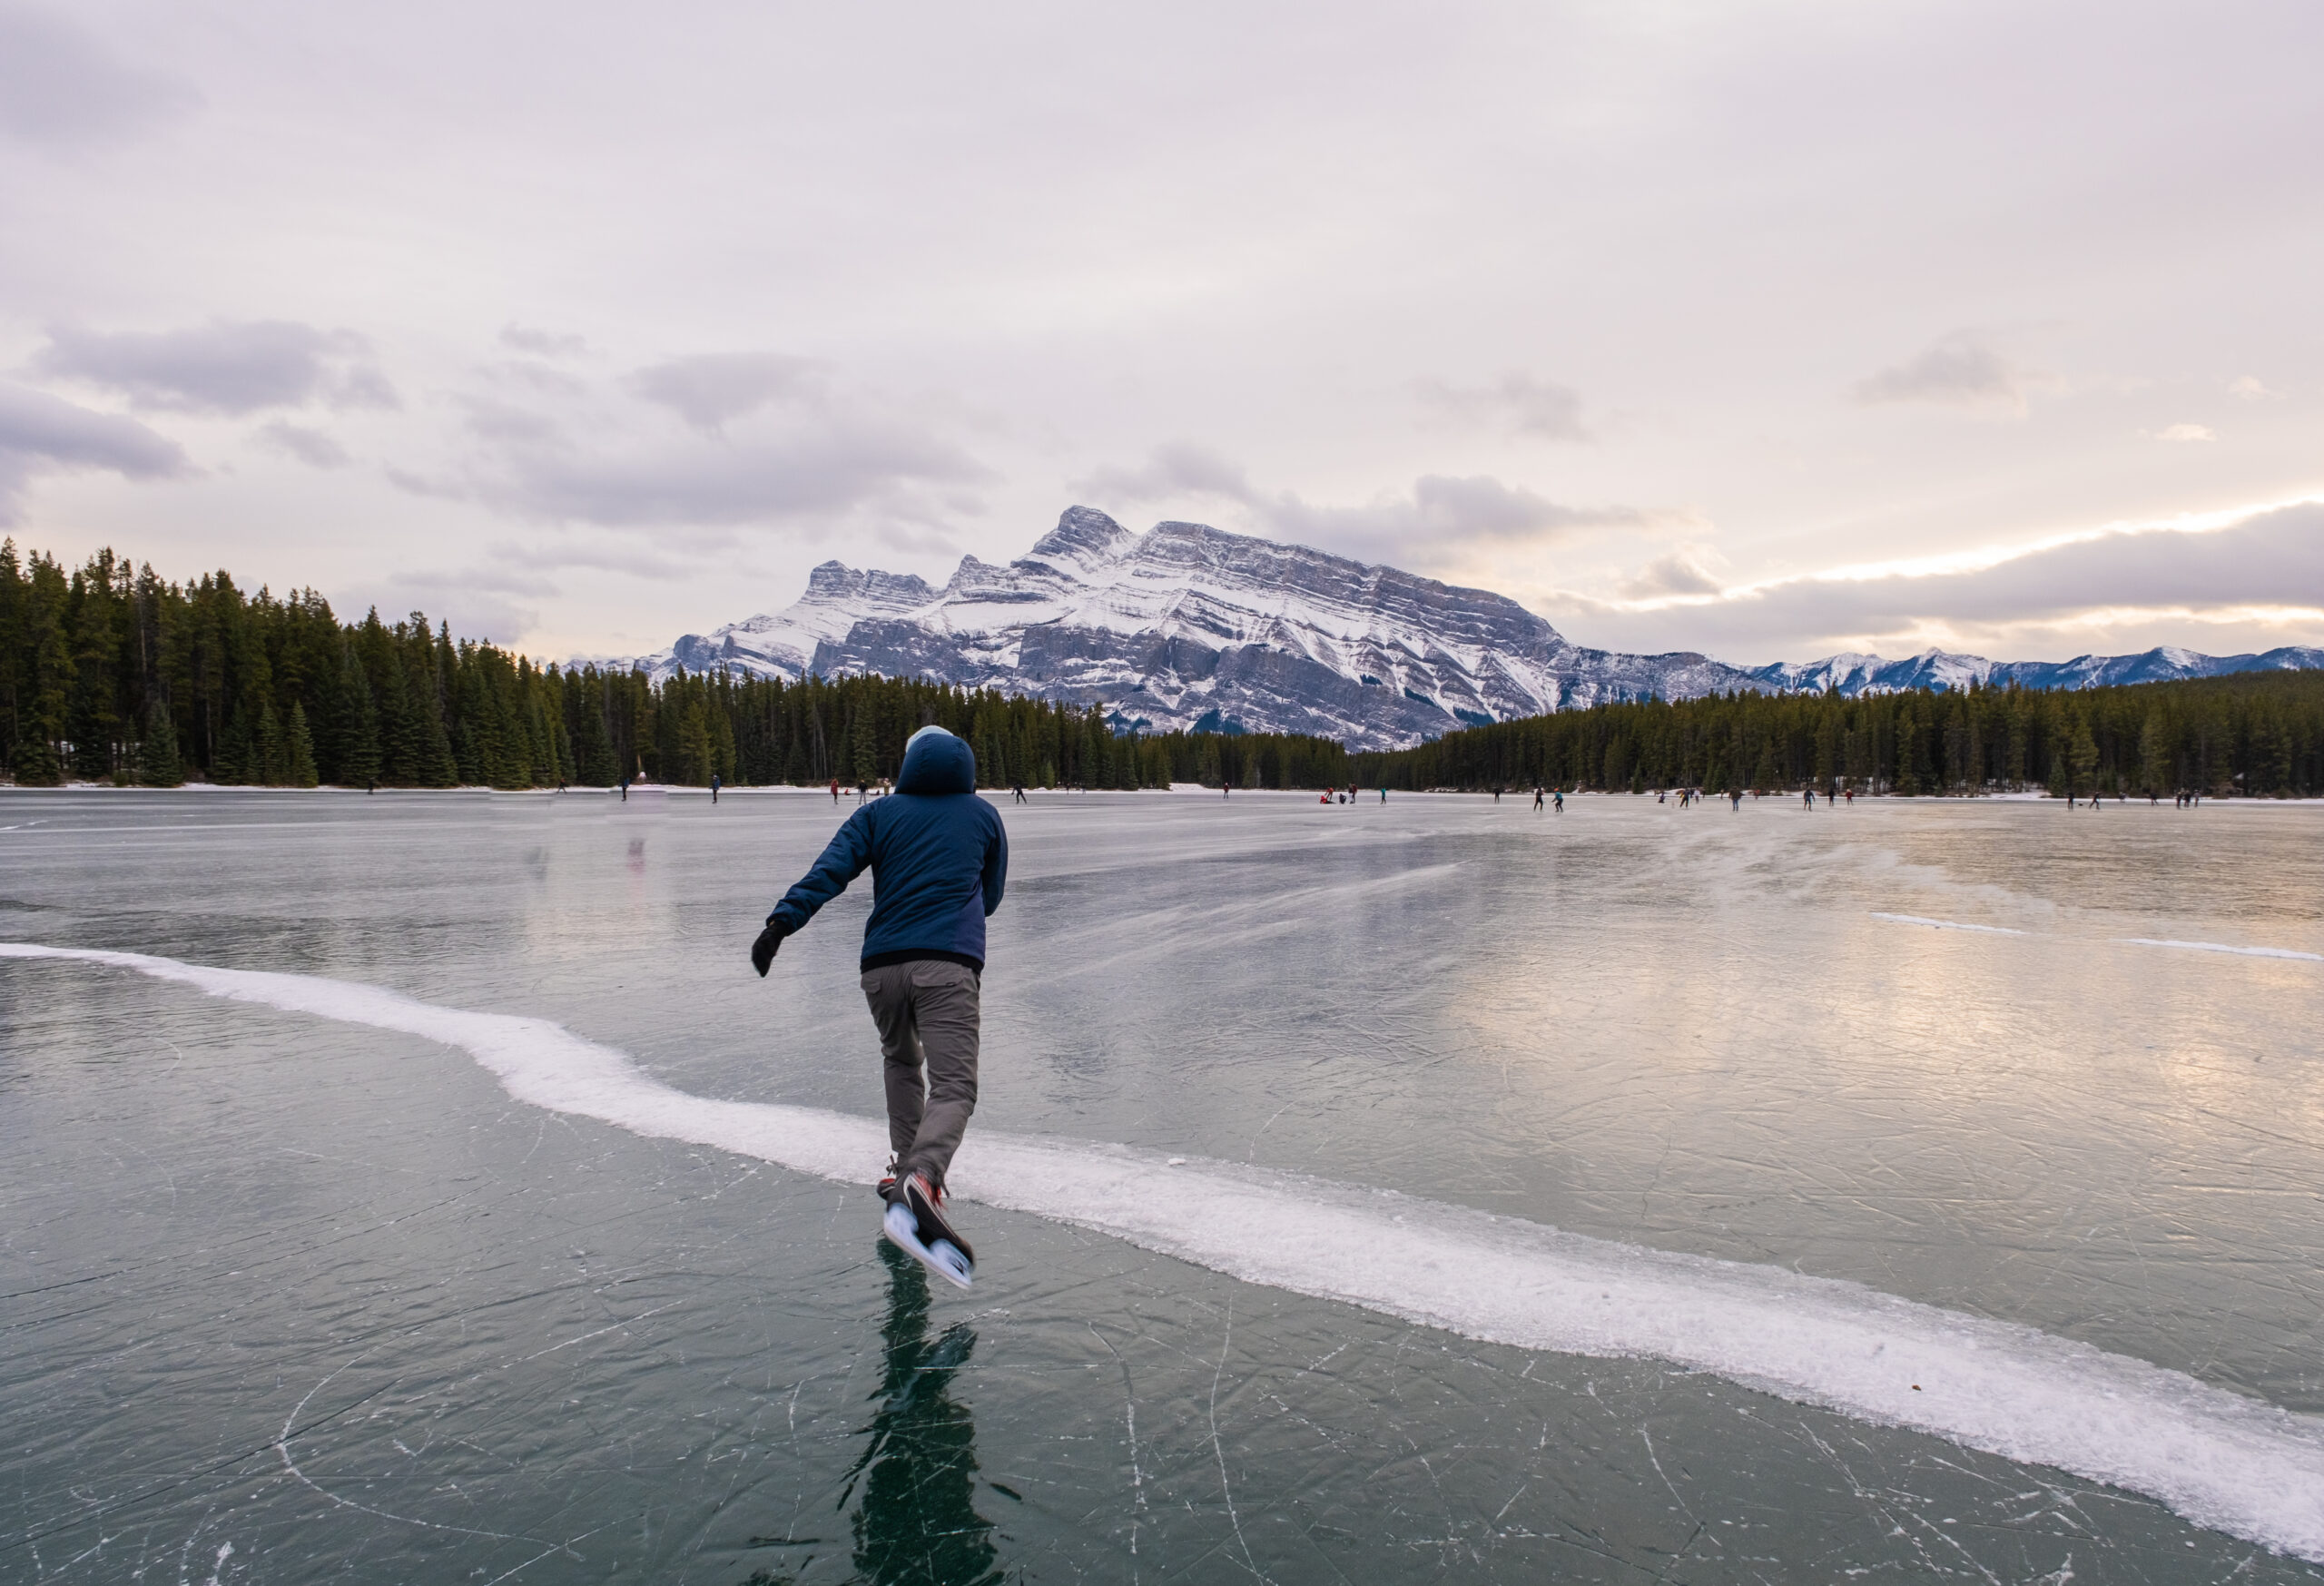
top-left (3, 789), bottom-right (2321, 1583)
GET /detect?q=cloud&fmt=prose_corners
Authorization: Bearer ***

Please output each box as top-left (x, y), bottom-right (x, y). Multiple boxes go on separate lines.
top-left (255, 420), bottom-right (351, 469)
top-left (1073, 443), bottom-right (1669, 566)
top-left (1413, 372), bottom-right (1590, 441)
top-left (1852, 330), bottom-right (2041, 416)
top-left (32, 320), bottom-right (399, 416)
top-left (408, 358), bottom-right (990, 533)
top-left (2150, 422), bottom-right (2214, 442)
top-left (1072, 441), bottom-right (1260, 505)
top-left (0, 5), bottom-right (200, 151)
top-left (2228, 375), bottom-right (2280, 401)
top-left (499, 324), bottom-right (590, 359)
top-left (1549, 502), bottom-right (2324, 660)
top-left (1615, 548), bottom-right (1725, 599)
top-left (625, 352), bottom-right (822, 432)
top-left (0, 381), bottom-right (193, 524)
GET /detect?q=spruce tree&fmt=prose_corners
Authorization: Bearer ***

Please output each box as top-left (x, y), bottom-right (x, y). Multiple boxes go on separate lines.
top-left (255, 700), bottom-right (286, 785)
top-left (334, 647), bottom-right (381, 786)
top-left (412, 659), bottom-right (459, 787)
top-left (138, 700), bottom-right (184, 786)
top-left (212, 712), bottom-right (251, 784)
top-left (573, 694), bottom-right (617, 785)
top-left (376, 658), bottom-right (419, 784)
top-left (11, 736), bottom-right (63, 786)
top-left (286, 702), bottom-right (319, 787)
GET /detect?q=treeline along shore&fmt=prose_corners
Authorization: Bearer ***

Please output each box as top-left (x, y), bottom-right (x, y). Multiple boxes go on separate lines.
top-left (2, 541), bottom-right (2318, 796)
top-left (0, 542), bottom-right (1344, 791)
top-left (1349, 667), bottom-right (2324, 800)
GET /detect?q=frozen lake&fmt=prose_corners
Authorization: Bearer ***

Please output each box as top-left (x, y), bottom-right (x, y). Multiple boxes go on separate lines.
top-left (3, 786), bottom-right (2321, 1583)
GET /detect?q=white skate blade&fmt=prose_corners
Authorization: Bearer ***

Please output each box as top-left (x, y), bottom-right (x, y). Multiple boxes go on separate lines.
top-left (882, 1199), bottom-right (974, 1290)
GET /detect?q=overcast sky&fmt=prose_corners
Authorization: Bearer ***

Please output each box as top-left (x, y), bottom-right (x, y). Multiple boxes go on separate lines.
top-left (3, 0), bottom-right (2319, 665)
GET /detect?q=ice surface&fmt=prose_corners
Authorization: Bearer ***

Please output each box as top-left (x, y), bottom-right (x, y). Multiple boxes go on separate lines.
top-left (5, 788), bottom-right (2322, 1581)
top-left (9, 937), bottom-right (2323, 1561)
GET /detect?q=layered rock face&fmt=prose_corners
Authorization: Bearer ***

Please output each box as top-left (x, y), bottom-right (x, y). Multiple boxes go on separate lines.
top-left (610, 507), bottom-right (2322, 751)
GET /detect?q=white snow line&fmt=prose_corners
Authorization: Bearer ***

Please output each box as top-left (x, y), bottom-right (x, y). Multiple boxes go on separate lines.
top-left (1867, 913), bottom-right (2027, 935)
top-left (7, 941), bottom-right (2323, 1561)
top-left (2117, 939), bottom-right (2323, 962)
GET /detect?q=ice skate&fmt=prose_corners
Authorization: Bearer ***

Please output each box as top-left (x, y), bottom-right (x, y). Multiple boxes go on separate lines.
top-left (881, 1170), bottom-right (975, 1290)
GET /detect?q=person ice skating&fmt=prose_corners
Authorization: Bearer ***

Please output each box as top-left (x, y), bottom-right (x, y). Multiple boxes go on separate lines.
top-left (711, 773), bottom-right (721, 805)
top-left (831, 778), bottom-right (841, 803)
top-left (1013, 783), bottom-right (1026, 804)
top-left (1553, 787), bottom-right (1564, 813)
top-left (1533, 786), bottom-right (1544, 811)
top-left (751, 725), bottom-right (1008, 1290)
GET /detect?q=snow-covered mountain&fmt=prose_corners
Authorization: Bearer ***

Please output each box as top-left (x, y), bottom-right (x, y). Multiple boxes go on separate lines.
top-left (605, 507), bottom-right (2323, 751)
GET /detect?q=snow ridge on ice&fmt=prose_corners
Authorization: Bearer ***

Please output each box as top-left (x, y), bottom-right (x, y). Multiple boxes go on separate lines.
top-left (9, 940), bottom-right (2324, 1561)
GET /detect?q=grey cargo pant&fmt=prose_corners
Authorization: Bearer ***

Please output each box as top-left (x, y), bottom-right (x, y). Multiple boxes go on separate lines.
top-left (860, 959), bottom-right (980, 1187)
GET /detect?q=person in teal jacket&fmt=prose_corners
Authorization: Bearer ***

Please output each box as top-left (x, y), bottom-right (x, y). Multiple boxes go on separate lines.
top-left (752, 724), bottom-right (1006, 1286)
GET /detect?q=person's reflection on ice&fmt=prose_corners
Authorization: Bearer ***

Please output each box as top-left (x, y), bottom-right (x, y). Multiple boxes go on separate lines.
top-left (838, 1241), bottom-right (1002, 1586)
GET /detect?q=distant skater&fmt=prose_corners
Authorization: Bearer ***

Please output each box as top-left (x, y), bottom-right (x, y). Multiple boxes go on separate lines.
top-left (1803, 788), bottom-right (1814, 810)
top-left (1013, 783), bottom-right (1027, 803)
top-left (752, 725), bottom-right (1007, 1290)
top-left (621, 776), bottom-right (629, 803)
top-left (1553, 788), bottom-right (1564, 813)
top-left (831, 779), bottom-right (841, 803)
top-left (1379, 785), bottom-right (1387, 803)
top-left (1730, 790), bottom-right (1742, 811)
top-left (711, 773), bottom-right (722, 805)
top-left (1533, 786), bottom-right (1544, 811)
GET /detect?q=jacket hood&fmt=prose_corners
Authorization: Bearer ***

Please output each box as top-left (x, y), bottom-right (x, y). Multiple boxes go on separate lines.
top-left (895, 725), bottom-right (977, 794)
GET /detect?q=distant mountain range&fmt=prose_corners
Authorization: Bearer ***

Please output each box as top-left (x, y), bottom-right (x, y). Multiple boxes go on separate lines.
top-left (602, 507), bottom-right (2322, 752)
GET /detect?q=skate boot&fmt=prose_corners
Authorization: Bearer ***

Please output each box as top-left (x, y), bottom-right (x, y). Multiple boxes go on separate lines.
top-left (881, 1169), bottom-right (975, 1290)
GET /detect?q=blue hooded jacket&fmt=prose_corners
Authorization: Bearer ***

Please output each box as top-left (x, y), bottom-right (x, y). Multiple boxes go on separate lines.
top-left (767, 727), bottom-right (1008, 970)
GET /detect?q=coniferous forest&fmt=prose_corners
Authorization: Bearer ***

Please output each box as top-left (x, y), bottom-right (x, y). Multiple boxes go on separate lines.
top-left (0, 542), bottom-right (1344, 791)
top-left (1348, 668), bottom-right (2324, 799)
top-left (2, 540), bottom-right (2317, 796)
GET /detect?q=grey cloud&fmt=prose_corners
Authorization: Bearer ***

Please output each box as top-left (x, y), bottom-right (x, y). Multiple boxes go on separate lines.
top-left (1076, 443), bottom-right (1653, 564)
top-left (625, 353), bottom-right (822, 433)
top-left (0, 381), bottom-right (192, 524)
top-left (1275, 475), bottom-right (1653, 562)
top-left (255, 420), bottom-right (351, 469)
top-left (1071, 441), bottom-right (1259, 507)
top-left (1559, 503), bottom-right (2324, 659)
top-left (32, 320), bottom-right (399, 416)
top-left (0, 5), bottom-right (200, 150)
top-left (444, 384), bottom-right (990, 531)
top-left (1413, 373), bottom-right (1589, 441)
top-left (1616, 549), bottom-right (1725, 599)
top-left (1852, 330), bottom-right (2038, 415)
top-left (499, 324), bottom-right (590, 359)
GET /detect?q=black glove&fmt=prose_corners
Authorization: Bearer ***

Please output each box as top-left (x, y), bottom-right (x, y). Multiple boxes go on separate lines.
top-left (751, 920), bottom-right (787, 977)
